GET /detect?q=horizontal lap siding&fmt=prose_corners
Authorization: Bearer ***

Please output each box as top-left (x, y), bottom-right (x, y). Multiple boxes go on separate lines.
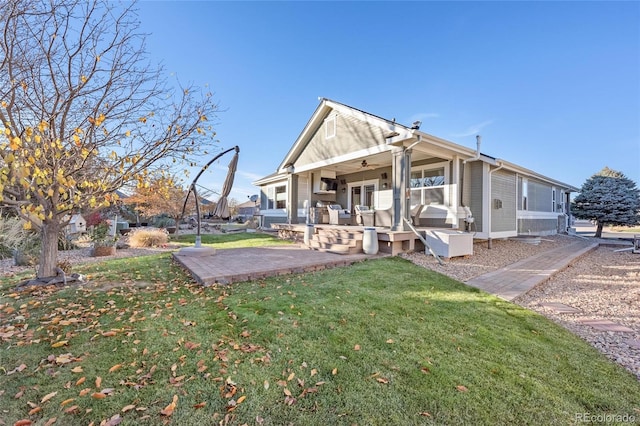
top-left (491, 170), bottom-right (517, 232)
top-left (295, 112), bottom-right (386, 167)
top-left (468, 161), bottom-right (483, 232)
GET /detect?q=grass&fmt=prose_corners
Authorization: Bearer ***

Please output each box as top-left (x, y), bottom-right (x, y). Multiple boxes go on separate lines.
top-left (609, 225), bottom-right (640, 233)
top-left (0, 243), bottom-right (639, 425)
top-left (170, 231), bottom-right (293, 249)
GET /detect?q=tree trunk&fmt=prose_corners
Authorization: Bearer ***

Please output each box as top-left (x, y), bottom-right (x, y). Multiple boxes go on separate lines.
top-left (38, 221), bottom-right (60, 278)
top-left (595, 222), bottom-right (604, 238)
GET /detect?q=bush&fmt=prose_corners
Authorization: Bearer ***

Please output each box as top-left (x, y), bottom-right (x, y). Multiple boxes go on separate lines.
top-left (0, 215), bottom-right (40, 264)
top-left (128, 227), bottom-right (168, 248)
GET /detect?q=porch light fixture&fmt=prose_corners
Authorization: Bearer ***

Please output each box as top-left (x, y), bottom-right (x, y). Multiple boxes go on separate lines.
top-left (411, 121), bottom-right (422, 130)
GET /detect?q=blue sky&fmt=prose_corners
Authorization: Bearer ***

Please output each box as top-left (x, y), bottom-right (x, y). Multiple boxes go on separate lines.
top-left (136, 1), bottom-right (640, 202)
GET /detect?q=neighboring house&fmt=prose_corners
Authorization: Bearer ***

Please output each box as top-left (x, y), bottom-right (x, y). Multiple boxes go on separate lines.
top-left (236, 199), bottom-right (260, 220)
top-left (253, 98), bottom-right (578, 240)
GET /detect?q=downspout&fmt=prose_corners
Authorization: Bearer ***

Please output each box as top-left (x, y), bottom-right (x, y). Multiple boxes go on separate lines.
top-left (486, 159), bottom-right (505, 248)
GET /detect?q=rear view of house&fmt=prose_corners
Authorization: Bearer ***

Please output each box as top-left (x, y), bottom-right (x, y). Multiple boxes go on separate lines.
top-left (253, 98), bottom-right (577, 252)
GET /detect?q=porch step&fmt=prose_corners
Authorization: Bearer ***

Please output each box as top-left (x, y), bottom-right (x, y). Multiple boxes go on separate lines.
top-left (307, 239), bottom-right (363, 255)
top-left (307, 227), bottom-right (363, 255)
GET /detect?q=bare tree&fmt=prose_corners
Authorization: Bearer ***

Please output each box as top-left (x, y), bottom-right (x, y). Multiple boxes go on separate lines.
top-left (0, 0), bottom-right (220, 278)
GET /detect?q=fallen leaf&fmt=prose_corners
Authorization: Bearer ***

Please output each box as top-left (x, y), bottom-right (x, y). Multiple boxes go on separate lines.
top-left (193, 402), bottom-right (206, 409)
top-left (75, 377), bottom-right (85, 386)
top-left (160, 395), bottom-right (178, 416)
top-left (109, 364), bottom-right (123, 373)
top-left (456, 385), bottom-right (468, 392)
top-left (102, 331), bottom-right (117, 337)
top-left (51, 340), bottom-right (68, 348)
top-left (121, 404), bottom-right (136, 413)
top-left (283, 388), bottom-right (292, 396)
top-left (71, 366), bottom-right (83, 373)
top-left (237, 395), bottom-right (246, 404)
top-left (263, 380), bottom-right (269, 390)
top-left (386, 339), bottom-right (394, 344)
top-left (95, 376), bottom-right (102, 388)
top-left (310, 368), bottom-right (317, 377)
top-left (332, 368), bottom-right (337, 375)
top-left (91, 392), bottom-right (106, 399)
top-left (44, 418), bottom-right (57, 426)
top-left (420, 412), bottom-right (432, 417)
top-left (7, 363), bottom-right (27, 375)
top-left (78, 388), bottom-right (91, 396)
top-left (376, 377), bottom-right (389, 384)
top-left (28, 406), bottom-right (42, 415)
top-left (104, 414), bottom-right (122, 426)
top-left (64, 405), bottom-right (79, 414)
top-left (41, 391), bottom-right (57, 404)
top-left (60, 398), bottom-right (75, 407)
top-left (354, 344), bottom-right (361, 351)
top-left (13, 420), bottom-right (32, 426)
top-left (287, 372), bottom-right (295, 381)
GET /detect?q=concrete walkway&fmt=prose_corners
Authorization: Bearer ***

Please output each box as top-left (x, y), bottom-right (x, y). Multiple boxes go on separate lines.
top-left (465, 240), bottom-right (599, 301)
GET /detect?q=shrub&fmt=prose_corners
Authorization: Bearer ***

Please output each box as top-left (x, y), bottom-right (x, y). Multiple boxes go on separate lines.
top-left (128, 227), bottom-right (168, 248)
top-left (0, 215), bottom-right (40, 264)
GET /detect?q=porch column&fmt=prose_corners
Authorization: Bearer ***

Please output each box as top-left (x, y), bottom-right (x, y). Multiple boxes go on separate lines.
top-left (391, 147), bottom-right (411, 231)
top-left (287, 173), bottom-right (299, 224)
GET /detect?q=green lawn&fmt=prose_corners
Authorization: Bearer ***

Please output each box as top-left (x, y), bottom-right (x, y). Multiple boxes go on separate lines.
top-left (170, 231), bottom-right (293, 249)
top-left (0, 241), bottom-right (638, 425)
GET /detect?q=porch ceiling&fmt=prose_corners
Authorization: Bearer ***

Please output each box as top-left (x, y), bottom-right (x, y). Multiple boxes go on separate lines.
top-left (308, 149), bottom-right (444, 176)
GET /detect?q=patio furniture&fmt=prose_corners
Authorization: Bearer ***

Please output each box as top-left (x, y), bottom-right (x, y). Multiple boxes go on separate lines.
top-left (355, 205), bottom-right (375, 226)
top-left (327, 204), bottom-right (351, 225)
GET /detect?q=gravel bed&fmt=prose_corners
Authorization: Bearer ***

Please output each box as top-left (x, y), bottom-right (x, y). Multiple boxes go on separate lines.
top-left (402, 234), bottom-right (640, 381)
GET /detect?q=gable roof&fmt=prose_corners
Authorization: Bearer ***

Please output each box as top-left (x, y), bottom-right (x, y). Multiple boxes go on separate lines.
top-left (255, 98), bottom-right (579, 192)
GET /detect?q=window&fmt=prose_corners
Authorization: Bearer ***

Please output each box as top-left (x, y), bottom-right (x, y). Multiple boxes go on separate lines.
top-left (267, 185), bottom-right (287, 209)
top-left (410, 165), bottom-right (446, 206)
top-left (552, 188), bottom-right (556, 212)
top-left (521, 178), bottom-right (528, 210)
top-left (325, 115), bottom-right (336, 139)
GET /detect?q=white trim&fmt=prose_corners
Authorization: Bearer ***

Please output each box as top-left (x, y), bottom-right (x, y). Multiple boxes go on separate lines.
top-left (517, 210), bottom-right (561, 219)
top-left (288, 144), bottom-right (393, 174)
top-left (347, 179), bottom-right (378, 211)
top-left (409, 161), bottom-right (450, 206)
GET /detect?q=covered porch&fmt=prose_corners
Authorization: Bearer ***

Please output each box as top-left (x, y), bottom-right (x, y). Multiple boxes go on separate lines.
top-left (270, 222), bottom-right (474, 258)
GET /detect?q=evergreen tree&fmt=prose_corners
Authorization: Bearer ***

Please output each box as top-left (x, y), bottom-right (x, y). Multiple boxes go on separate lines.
top-left (572, 167), bottom-right (640, 238)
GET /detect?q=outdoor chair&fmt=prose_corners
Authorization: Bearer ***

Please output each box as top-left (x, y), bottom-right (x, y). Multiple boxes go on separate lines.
top-left (327, 204), bottom-right (351, 225)
top-left (355, 205), bottom-right (375, 226)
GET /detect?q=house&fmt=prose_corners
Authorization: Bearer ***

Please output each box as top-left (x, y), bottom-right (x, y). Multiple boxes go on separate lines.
top-left (253, 98), bottom-right (578, 252)
top-left (236, 198), bottom-right (260, 221)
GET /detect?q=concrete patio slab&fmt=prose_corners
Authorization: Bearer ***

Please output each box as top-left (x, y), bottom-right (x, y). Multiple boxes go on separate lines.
top-left (172, 245), bottom-right (387, 286)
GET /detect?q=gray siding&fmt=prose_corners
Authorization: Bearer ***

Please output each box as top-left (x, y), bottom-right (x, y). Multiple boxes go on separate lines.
top-left (295, 112), bottom-right (387, 168)
top-left (491, 170), bottom-right (516, 232)
top-left (468, 161), bottom-right (483, 232)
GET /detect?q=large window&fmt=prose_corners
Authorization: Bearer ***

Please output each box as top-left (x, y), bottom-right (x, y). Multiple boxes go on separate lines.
top-left (410, 164), bottom-right (446, 206)
top-left (267, 185), bottom-right (287, 209)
